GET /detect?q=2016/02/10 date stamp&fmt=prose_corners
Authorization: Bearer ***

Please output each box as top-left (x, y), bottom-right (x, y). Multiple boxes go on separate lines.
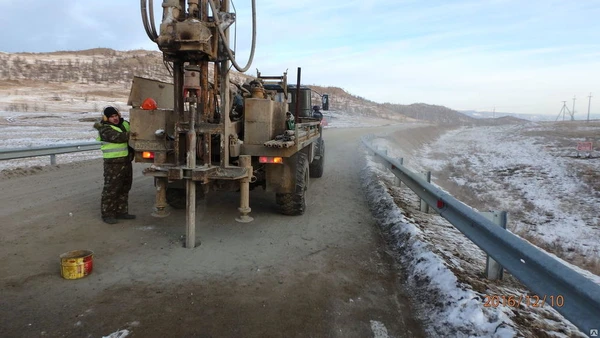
top-left (483, 295), bottom-right (564, 308)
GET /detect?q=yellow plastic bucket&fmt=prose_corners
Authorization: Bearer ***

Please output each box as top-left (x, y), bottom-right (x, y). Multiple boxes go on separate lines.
top-left (60, 250), bottom-right (94, 280)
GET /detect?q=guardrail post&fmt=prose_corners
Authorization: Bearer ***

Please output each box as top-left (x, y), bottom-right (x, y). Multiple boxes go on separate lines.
top-left (361, 136), bottom-right (600, 331)
top-left (481, 211), bottom-right (508, 280)
top-left (50, 154), bottom-right (56, 166)
top-left (419, 171), bottom-right (431, 212)
top-left (394, 158), bottom-right (403, 186)
top-left (374, 146), bottom-right (387, 165)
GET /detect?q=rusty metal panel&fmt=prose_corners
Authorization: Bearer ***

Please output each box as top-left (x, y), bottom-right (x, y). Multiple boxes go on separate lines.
top-left (168, 168), bottom-right (183, 180)
top-left (196, 122), bottom-right (223, 134)
top-left (207, 167), bottom-right (248, 180)
top-left (241, 144), bottom-right (297, 157)
top-left (129, 108), bottom-right (176, 151)
top-left (142, 166), bottom-right (168, 177)
top-left (272, 101), bottom-right (287, 137)
top-left (244, 98), bottom-right (275, 145)
top-left (128, 76), bottom-right (174, 109)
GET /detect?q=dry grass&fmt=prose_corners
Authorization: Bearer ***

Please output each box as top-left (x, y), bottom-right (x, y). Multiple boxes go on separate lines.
top-left (517, 231), bottom-right (600, 275)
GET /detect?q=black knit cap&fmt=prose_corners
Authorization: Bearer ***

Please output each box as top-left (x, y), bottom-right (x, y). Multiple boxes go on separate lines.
top-left (103, 106), bottom-right (119, 118)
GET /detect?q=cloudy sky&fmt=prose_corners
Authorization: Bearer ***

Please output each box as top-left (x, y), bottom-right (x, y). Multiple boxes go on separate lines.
top-left (0, 0), bottom-right (599, 116)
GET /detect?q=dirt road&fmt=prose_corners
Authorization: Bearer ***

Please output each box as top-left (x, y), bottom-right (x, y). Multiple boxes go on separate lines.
top-left (0, 126), bottom-right (426, 338)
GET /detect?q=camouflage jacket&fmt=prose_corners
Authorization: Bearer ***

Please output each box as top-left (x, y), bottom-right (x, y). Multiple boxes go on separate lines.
top-left (94, 119), bottom-right (132, 163)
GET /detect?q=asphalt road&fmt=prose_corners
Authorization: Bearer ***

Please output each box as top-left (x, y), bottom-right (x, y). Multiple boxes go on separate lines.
top-left (0, 126), bottom-right (426, 338)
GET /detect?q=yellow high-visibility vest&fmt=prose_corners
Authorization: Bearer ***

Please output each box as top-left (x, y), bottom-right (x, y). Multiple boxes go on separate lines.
top-left (97, 121), bottom-right (130, 159)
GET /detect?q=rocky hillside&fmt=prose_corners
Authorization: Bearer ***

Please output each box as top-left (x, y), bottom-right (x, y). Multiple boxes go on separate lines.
top-left (382, 102), bottom-right (475, 125)
top-left (0, 48), bottom-right (171, 84)
top-left (0, 48), bottom-right (475, 125)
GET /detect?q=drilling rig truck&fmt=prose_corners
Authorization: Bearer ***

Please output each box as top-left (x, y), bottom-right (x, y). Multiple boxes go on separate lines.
top-left (134, 0), bottom-right (327, 247)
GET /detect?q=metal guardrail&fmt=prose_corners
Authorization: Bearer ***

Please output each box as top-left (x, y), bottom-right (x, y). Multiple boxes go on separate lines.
top-left (362, 137), bottom-right (600, 336)
top-left (0, 142), bottom-right (101, 165)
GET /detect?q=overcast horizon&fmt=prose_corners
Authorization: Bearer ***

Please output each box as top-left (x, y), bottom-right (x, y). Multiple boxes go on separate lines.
top-left (0, 0), bottom-right (598, 116)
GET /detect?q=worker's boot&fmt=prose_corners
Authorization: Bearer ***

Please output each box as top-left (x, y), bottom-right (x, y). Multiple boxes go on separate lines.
top-left (102, 217), bottom-right (118, 224)
top-left (116, 213), bottom-right (136, 220)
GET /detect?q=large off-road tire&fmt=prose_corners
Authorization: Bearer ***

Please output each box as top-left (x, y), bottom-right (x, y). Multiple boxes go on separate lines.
top-left (166, 187), bottom-right (186, 209)
top-left (276, 152), bottom-right (309, 215)
top-left (309, 138), bottom-right (324, 178)
top-left (166, 185), bottom-right (205, 209)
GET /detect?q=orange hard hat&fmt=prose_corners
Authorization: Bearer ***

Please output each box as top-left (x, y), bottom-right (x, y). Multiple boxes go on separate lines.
top-left (141, 97), bottom-right (157, 110)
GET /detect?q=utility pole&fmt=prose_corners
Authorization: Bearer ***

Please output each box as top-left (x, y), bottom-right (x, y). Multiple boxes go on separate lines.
top-left (556, 101), bottom-right (571, 122)
top-left (571, 95), bottom-right (576, 121)
top-left (587, 93), bottom-right (593, 122)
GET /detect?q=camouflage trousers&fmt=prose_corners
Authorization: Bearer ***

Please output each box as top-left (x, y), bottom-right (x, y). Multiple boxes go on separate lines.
top-left (101, 160), bottom-right (132, 219)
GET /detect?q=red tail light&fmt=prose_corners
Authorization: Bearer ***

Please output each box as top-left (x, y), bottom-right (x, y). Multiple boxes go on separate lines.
top-left (259, 156), bottom-right (283, 164)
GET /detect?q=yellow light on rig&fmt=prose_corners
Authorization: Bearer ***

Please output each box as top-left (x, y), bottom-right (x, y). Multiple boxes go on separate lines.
top-left (259, 156), bottom-right (283, 164)
top-left (142, 151), bottom-right (155, 159)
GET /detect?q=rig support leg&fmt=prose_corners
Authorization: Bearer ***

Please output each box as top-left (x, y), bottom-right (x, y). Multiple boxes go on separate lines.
top-left (236, 155), bottom-right (254, 223)
top-left (151, 152), bottom-right (170, 218)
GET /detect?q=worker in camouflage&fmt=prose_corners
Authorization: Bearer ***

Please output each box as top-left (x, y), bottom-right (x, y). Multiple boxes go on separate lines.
top-left (94, 106), bottom-right (136, 224)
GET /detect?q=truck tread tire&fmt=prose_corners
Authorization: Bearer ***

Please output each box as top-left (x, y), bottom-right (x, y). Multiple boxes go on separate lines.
top-left (166, 186), bottom-right (205, 209)
top-left (276, 152), bottom-right (309, 215)
top-left (309, 138), bottom-right (324, 178)
top-left (166, 187), bottom-right (186, 209)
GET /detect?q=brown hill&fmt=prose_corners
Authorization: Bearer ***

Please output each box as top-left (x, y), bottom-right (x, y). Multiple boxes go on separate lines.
top-left (0, 48), bottom-right (477, 125)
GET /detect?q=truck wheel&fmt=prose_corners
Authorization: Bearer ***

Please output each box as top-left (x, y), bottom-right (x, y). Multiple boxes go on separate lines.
top-left (166, 186), bottom-right (205, 209)
top-left (276, 152), bottom-right (309, 215)
top-left (166, 187), bottom-right (186, 209)
top-left (309, 138), bottom-right (324, 178)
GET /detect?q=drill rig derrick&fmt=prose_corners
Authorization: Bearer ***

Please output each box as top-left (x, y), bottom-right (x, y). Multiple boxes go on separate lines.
top-left (140, 0), bottom-right (257, 248)
top-left (136, 1), bottom-right (324, 249)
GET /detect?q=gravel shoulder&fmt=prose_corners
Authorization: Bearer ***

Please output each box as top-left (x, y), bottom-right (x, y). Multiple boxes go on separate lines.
top-left (0, 125), bottom-right (426, 338)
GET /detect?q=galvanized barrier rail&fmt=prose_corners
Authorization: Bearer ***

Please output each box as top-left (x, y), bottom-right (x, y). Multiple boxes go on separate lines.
top-left (0, 142), bottom-right (101, 165)
top-left (362, 137), bottom-right (600, 336)
top-left (1, 138), bottom-right (599, 334)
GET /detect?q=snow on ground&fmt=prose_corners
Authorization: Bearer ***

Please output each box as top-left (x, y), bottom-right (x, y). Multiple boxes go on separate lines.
top-left (409, 124), bottom-right (600, 271)
top-left (0, 109), bottom-right (130, 171)
top-left (2, 107), bottom-right (597, 336)
top-left (322, 110), bottom-right (401, 129)
top-left (363, 122), bottom-right (600, 337)
top-left (360, 150), bottom-right (588, 337)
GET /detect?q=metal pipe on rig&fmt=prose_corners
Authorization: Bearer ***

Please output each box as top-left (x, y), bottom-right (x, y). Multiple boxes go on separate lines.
top-left (185, 119), bottom-right (197, 247)
top-left (295, 67), bottom-right (301, 122)
top-left (185, 65), bottom-right (199, 249)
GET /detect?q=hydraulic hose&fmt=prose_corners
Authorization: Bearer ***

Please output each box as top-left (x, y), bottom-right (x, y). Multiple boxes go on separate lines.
top-left (208, 0), bottom-right (256, 72)
top-left (141, 0), bottom-right (158, 42)
top-left (148, 0), bottom-right (159, 40)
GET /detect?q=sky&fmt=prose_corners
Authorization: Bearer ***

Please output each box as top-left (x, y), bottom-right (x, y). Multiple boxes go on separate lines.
top-left (0, 0), bottom-right (599, 116)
